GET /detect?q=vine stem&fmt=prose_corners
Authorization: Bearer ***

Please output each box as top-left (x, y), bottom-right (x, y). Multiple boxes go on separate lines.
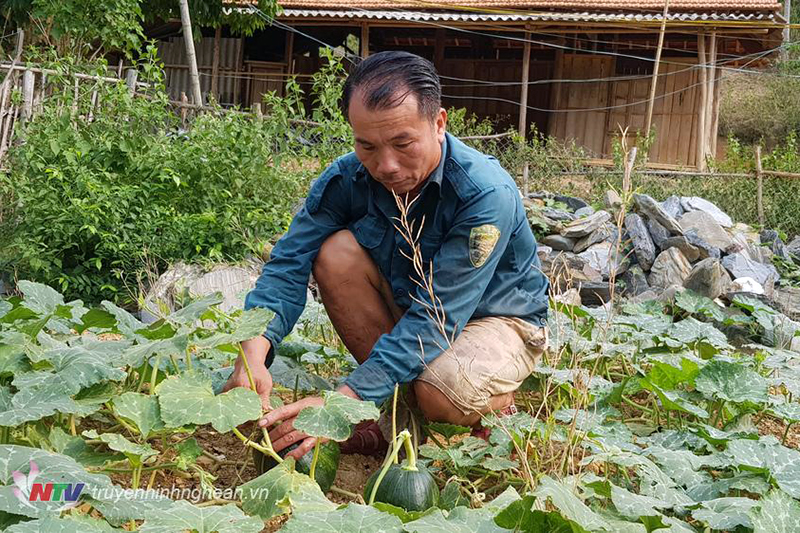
top-left (309, 441), bottom-right (321, 481)
top-left (783, 423), bottom-right (792, 445)
top-left (237, 343), bottom-right (278, 456)
top-left (232, 427), bottom-right (282, 462)
top-left (391, 384), bottom-right (399, 465)
top-left (149, 354), bottom-right (161, 394)
top-left (330, 485), bottom-right (361, 500)
top-left (368, 429), bottom-right (412, 505)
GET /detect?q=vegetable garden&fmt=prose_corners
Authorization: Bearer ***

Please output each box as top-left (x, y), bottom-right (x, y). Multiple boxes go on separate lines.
top-left (2, 276), bottom-right (800, 532)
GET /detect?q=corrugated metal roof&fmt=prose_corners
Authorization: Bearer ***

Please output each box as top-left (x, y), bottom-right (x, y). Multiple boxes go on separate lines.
top-left (275, 8), bottom-right (780, 22)
top-left (227, 0), bottom-right (781, 11)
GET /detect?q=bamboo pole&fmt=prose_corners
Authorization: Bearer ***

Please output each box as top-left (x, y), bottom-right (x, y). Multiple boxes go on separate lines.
top-left (644, 0), bottom-right (669, 135)
top-left (705, 32), bottom-right (717, 157)
top-left (710, 59), bottom-right (722, 157)
top-left (518, 25), bottom-right (532, 196)
top-left (756, 145), bottom-right (765, 226)
top-left (360, 23), bottom-right (370, 58)
top-left (21, 69), bottom-right (34, 121)
top-left (783, 0), bottom-right (793, 62)
top-left (125, 69), bottom-right (138, 95)
top-left (178, 0), bottom-right (203, 106)
top-left (696, 33), bottom-right (708, 171)
top-left (211, 26), bottom-right (221, 100)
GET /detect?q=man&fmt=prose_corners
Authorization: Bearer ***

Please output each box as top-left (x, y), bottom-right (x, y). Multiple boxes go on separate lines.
top-left (223, 51), bottom-right (549, 460)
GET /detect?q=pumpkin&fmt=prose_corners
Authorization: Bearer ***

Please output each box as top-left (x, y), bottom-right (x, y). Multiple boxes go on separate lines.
top-left (364, 461), bottom-right (439, 512)
top-left (252, 440), bottom-right (340, 493)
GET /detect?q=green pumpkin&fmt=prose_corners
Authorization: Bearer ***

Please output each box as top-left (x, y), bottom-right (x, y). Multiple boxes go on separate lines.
top-left (252, 440), bottom-right (340, 493)
top-left (363, 462), bottom-right (439, 512)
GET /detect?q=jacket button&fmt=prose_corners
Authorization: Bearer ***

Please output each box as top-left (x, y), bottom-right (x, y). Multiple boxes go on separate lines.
top-left (394, 288), bottom-right (406, 298)
top-left (445, 161), bottom-right (454, 171)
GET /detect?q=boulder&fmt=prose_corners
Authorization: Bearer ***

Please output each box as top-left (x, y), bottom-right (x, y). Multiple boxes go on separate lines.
top-left (678, 211), bottom-right (733, 250)
top-left (561, 210), bottom-right (612, 239)
top-left (542, 235), bottom-right (577, 252)
top-left (787, 236), bottom-right (800, 257)
top-left (541, 250), bottom-right (603, 287)
top-left (604, 190), bottom-right (622, 210)
top-left (684, 229), bottom-right (721, 260)
top-left (662, 196), bottom-right (685, 219)
top-left (141, 260), bottom-right (263, 322)
top-left (554, 194), bottom-right (589, 212)
top-left (625, 213), bottom-right (656, 271)
top-left (633, 193), bottom-right (684, 236)
top-left (579, 282), bottom-right (612, 307)
top-left (543, 207), bottom-right (576, 222)
top-left (575, 206), bottom-right (596, 218)
top-left (772, 286), bottom-right (800, 321)
top-left (574, 223), bottom-right (617, 253)
top-left (647, 219), bottom-right (671, 249)
top-left (648, 248), bottom-right (692, 289)
top-left (730, 277), bottom-right (765, 295)
top-left (577, 242), bottom-right (628, 278)
top-left (747, 243), bottom-right (774, 265)
top-left (661, 236), bottom-right (701, 263)
top-left (684, 258), bottom-right (732, 299)
top-left (721, 252), bottom-right (780, 287)
top-left (553, 288), bottom-right (582, 307)
top-left (619, 265), bottom-right (650, 297)
top-left (760, 230), bottom-right (789, 259)
top-left (680, 197), bottom-right (733, 228)
top-left (732, 223), bottom-right (761, 245)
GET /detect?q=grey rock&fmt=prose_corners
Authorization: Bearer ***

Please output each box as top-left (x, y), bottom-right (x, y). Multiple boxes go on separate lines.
top-left (730, 277), bottom-right (765, 295)
top-left (553, 288), bottom-right (582, 307)
top-left (542, 208), bottom-right (576, 222)
top-left (684, 230), bottom-right (721, 260)
top-left (574, 224), bottom-right (617, 254)
top-left (760, 230), bottom-right (789, 259)
top-left (575, 206), bottom-right (596, 218)
top-left (680, 197), bottom-right (733, 228)
top-left (772, 286), bottom-right (800, 321)
top-left (684, 258), bottom-right (732, 299)
top-left (647, 219), bottom-right (671, 249)
top-left (577, 242), bottom-right (628, 279)
top-left (619, 265), bottom-right (650, 297)
top-left (561, 210), bottom-right (612, 239)
top-left (542, 235), bottom-right (577, 252)
top-left (541, 250), bottom-right (603, 287)
top-left (633, 193), bottom-right (684, 236)
top-left (604, 190), bottom-right (622, 210)
top-left (787, 236), bottom-right (800, 257)
top-left (662, 196), bottom-right (685, 218)
top-left (658, 285), bottom-right (686, 304)
top-left (747, 243), bottom-right (774, 264)
top-left (625, 213), bottom-right (657, 271)
top-left (733, 223), bottom-right (761, 245)
top-left (648, 248), bottom-right (692, 289)
top-left (580, 282), bottom-right (612, 307)
top-left (661, 236), bottom-right (702, 262)
top-left (678, 211), bottom-right (733, 250)
top-left (554, 194), bottom-right (589, 212)
top-left (722, 252), bottom-right (780, 287)
top-left (630, 289), bottom-right (660, 304)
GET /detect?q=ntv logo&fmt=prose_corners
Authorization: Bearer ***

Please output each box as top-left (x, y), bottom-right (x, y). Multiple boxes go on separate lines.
top-left (11, 461), bottom-right (85, 510)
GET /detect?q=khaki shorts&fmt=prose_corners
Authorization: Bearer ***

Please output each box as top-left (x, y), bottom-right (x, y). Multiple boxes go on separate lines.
top-left (416, 316), bottom-right (548, 416)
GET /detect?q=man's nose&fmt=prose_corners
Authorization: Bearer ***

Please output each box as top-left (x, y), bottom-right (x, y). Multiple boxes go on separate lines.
top-left (376, 151), bottom-right (400, 176)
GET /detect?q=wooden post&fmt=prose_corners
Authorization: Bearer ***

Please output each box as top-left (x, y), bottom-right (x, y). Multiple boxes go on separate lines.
top-left (252, 102), bottom-right (262, 118)
top-left (21, 69), bottom-right (34, 121)
top-left (180, 91), bottom-right (189, 126)
top-left (211, 26), bottom-right (222, 100)
top-left (696, 33), bottom-right (708, 171)
top-left (518, 27), bottom-right (532, 139)
top-left (434, 29), bottom-right (445, 69)
top-left (644, 0), bottom-right (669, 135)
top-left (125, 69), bottom-right (138, 95)
top-left (783, 0), bottom-right (793, 61)
top-left (756, 145), bottom-right (765, 226)
top-left (285, 30), bottom-right (295, 75)
top-left (710, 61), bottom-right (723, 157)
top-left (360, 23), bottom-right (370, 58)
top-left (547, 38), bottom-right (565, 136)
top-left (705, 32), bottom-right (717, 157)
top-left (178, 0), bottom-right (203, 106)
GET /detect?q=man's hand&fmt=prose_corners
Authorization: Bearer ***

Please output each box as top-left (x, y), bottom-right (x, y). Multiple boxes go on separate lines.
top-left (222, 336), bottom-right (273, 411)
top-left (259, 385), bottom-right (360, 460)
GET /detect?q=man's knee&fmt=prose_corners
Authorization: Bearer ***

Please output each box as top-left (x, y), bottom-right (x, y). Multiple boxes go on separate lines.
top-left (414, 380), bottom-right (473, 426)
top-left (313, 230), bottom-right (362, 283)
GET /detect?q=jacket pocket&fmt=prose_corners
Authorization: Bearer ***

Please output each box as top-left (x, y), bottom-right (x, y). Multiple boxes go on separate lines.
top-left (352, 214), bottom-right (387, 249)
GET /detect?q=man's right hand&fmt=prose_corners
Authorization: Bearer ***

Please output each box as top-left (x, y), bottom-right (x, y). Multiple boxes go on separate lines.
top-left (223, 336), bottom-right (273, 411)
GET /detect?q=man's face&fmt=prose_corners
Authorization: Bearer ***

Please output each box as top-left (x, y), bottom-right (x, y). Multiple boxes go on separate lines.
top-left (349, 90), bottom-right (447, 195)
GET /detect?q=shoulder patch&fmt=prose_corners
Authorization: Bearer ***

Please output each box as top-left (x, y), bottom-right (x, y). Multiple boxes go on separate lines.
top-left (469, 224), bottom-right (501, 268)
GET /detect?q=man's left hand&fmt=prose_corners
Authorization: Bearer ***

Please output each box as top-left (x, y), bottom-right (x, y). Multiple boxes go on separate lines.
top-left (258, 385), bottom-right (360, 460)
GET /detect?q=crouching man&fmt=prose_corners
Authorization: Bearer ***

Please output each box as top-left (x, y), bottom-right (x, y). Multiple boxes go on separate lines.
top-left (223, 51), bottom-right (549, 459)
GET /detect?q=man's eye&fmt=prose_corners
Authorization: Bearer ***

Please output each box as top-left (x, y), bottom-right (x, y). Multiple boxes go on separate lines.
top-left (361, 145), bottom-right (375, 151)
top-left (396, 142), bottom-right (412, 149)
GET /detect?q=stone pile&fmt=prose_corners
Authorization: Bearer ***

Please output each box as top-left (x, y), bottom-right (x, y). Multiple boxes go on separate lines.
top-left (527, 191), bottom-right (799, 315)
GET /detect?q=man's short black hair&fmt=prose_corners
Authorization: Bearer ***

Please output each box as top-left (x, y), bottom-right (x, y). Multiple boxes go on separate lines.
top-left (342, 51), bottom-right (442, 122)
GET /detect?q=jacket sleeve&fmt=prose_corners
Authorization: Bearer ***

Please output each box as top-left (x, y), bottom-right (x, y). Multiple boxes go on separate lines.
top-left (344, 184), bottom-right (519, 404)
top-left (244, 162), bottom-right (350, 364)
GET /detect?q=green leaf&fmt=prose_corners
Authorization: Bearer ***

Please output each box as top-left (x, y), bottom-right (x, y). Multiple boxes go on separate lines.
top-left (695, 360), bottom-right (768, 404)
top-left (293, 391), bottom-right (380, 441)
top-left (724, 438), bottom-right (800, 497)
top-left (270, 355), bottom-right (333, 392)
top-left (140, 500), bottom-right (263, 533)
top-left (0, 385), bottom-right (83, 426)
top-left (155, 374), bottom-right (261, 433)
top-left (404, 505), bottom-right (510, 532)
top-left (82, 430), bottom-right (157, 468)
top-left (194, 307), bottom-right (274, 349)
top-left (438, 481), bottom-right (469, 511)
top-left (372, 502), bottom-right (435, 523)
top-left (482, 456), bottom-right (520, 471)
top-left (13, 345), bottom-right (127, 395)
top-left (426, 422), bottom-right (471, 441)
top-left (5, 515), bottom-right (120, 532)
top-left (495, 495), bottom-right (587, 532)
top-left (76, 308), bottom-right (118, 333)
top-left (640, 381), bottom-right (708, 418)
top-left (770, 403), bottom-right (800, 424)
top-left (239, 458), bottom-right (319, 520)
top-left (17, 281), bottom-right (64, 315)
top-left (644, 357), bottom-right (700, 391)
top-left (535, 476), bottom-right (611, 531)
top-left (675, 290), bottom-right (726, 321)
top-left (667, 318), bottom-right (730, 349)
top-left (48, 428), bottom-right (121, 467)
top-left (113, 392), bottom-right (164, 437)
top-left (750, 490), bottom-right (800, 532)
top-left (691, 497), bottom-right (756, 530)
top-left (100, 301), bottom-right (145, 337)
top-left (611, 484), bottom-right (670, 519)
top-left (282, 503), bottom-right (403, 532)
top-left (175, 438), bottom-right (203, 471)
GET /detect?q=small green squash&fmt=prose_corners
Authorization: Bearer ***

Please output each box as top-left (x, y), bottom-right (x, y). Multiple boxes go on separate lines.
top-left (252, 440), bottom-right (340, 493)
top-left (364, 462), bottom-right (439, 512)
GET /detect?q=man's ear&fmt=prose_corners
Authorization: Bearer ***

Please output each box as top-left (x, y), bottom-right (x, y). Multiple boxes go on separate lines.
top-left (435, 107), bottom-right (447, 142)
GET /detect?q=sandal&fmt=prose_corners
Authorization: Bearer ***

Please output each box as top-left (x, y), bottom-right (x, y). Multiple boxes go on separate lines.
top-left (340, 420), bottom-right (390, 456)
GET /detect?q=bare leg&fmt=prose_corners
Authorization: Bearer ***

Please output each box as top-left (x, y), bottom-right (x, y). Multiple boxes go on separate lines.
top-left (413, 381), bottom-right (514, 426)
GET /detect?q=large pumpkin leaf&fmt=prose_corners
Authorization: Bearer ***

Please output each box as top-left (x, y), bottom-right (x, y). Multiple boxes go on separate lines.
top-left (5, 515), bottom-right (120, 532)
top-left (48, 428), bottom-right (121, 468)
top-left (270, 355), bottom-right (333, 392)
top-left (282, 503), bottom-right (403, 532)
top-left (611, 484), bottom-right (670, 519)
top-left (691, 497), bottom-right (756, 530)
top-left (240, 458), bottom-right (320, 520)
top-left (293, 391), bottom-right (380, 440)
top-left (100, 301), bottom-right (145, 337)
top-left (675, 290), bottom-right (726, 322)
top-left (82, 430), bottom-right (157, 468)
top-left (13, 345), bottom-right (127, 395)
top-left (122, 335), bottom-right (191, 369)
top-left (695, 360), bottom-right (769, 404)
top-left (749, 490), bottom-right (800, 532)
top-left (155, 374), bottom-right (261, 432)
top-left (193, 308), bottom-right (274, 349)
top-left (139, 500), bottom-right (263, 533)
top-left (724, 438), bottom-right (800, 497)
top-left (0, 385), bottom-right (82, 427)
top-left (17, 281), bottom-right (64, 315)
top-left (404, 505), bottom-right (511, 532)
top-left (534, 476), bottom-right (611, 531)
top-left (667, 318), bottom-right (729, 349)
top-left (769, 403), bottom-right (800, 424)
top-left (641, 381), bottom-right (708, 418)
top-left (113, 392), bottom-right (164, 437)
top-left (494, 495), bottom-right (586, 532)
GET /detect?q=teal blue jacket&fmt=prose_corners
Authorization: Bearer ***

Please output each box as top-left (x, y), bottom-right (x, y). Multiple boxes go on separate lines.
top-left (245, 133), bottom-right (549, 404)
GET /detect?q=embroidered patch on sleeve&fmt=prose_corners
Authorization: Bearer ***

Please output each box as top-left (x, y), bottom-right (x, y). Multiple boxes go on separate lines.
top-left (469, 224), bottom-right (501, 268)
